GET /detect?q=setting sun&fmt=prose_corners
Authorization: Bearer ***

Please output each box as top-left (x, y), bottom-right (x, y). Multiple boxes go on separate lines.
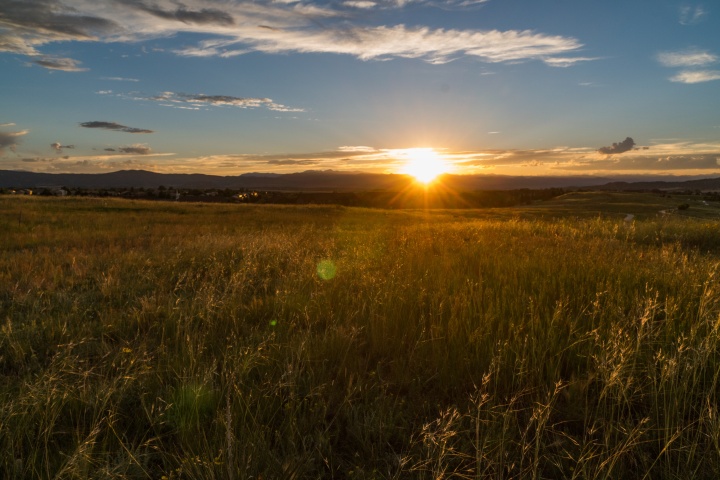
top-left (400, 148), bottom-right (450, 184)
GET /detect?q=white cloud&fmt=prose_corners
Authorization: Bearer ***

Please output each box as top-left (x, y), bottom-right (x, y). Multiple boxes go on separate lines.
top-left (543, 56), bottom-right (601, 68)
top-left (0, 0), bottom-right (584, 67)
top-left (657, 49), bottom-right (717, 67)
top-left (101, 76), bottom-right (139, 82)
top-left (342, 1), bottom-right (378, 8)
top-left (234, 24), bottom-right (582, 64)
top-left (670, 70), bottom-right (720, 83)
top-left (679, 5), bottom-right (707, 25)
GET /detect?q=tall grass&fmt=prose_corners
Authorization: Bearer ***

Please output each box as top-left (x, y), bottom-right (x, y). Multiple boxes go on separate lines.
top-left (2, 196), bottom-right (720, 478)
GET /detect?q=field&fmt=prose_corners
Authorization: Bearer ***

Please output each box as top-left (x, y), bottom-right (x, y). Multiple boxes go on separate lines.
top-left (2, 192), bottom-right (720, 479)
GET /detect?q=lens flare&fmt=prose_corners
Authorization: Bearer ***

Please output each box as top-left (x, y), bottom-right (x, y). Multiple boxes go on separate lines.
top-left (316, 260), bottom-right (337, 280)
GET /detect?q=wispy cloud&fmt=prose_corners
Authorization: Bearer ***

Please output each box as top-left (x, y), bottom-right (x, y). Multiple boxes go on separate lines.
top-left (0, 0), bottom-right (586, 67)
top-left (79, 121), bottom-right (154, 133)
top-left (100, 76), bottom-right (139, 82)
top-left (150, 92), bottom-right (304, 112)
top-left (657, 48), bottom-right (719, 84)
top-left (171, 24), bottom-right (583, 65)
top-left (542, 56), bottom-right (601, 68)
top-left (679, 5), bottom-right (708, 25)
top-left (657, 49), bottom-right (717, 67)
top-left (670, 70), bottom-right (720, 83)
top-left (32, 57), bottom-right (88, 71)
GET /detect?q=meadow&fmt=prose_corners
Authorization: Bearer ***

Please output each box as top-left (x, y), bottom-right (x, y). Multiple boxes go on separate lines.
top-left (2, 192), bottom-right (720, 479)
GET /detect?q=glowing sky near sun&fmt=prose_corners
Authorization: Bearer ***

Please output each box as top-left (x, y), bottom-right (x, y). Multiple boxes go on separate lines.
top-left (1, 0), bottom-right (719, 177)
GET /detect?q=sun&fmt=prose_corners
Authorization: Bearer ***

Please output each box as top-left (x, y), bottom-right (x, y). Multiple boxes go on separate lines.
top-left (400, 148), bottom-right (450, 184)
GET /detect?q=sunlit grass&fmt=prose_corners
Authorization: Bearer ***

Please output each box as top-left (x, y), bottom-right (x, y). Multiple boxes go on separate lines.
top-left (2, 195), bottom-right (720, 478)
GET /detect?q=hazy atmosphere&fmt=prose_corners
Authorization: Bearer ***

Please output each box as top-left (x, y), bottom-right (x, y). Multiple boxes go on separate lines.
top-left (1, 0), bottom-right (719, 176)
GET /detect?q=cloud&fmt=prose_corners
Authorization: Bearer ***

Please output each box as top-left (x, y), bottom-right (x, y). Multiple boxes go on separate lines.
top-left (79, 121), bottom-right (154, 133)
top-left (543, 56), bottom-right (601, 68)
top-left (173, 24), bottom-right (583, 65)
top-left (0, 0), bottom-right (585, 67)
top-left (670, 70), bottom-right (720, 83)
top-left (657, 49), bottom-right (717, 67)
top-left (679, 5), bottom-right (707, 25)
top-left (118, 144), bottom-right (152, 155)
top-left (149, 91), bottom-right (304, 112)
top-left (561, 154), bottom-right (720, 172)
top-left (31, 56), bottom-right (88, 71)
top-left (0, 0), bottom-right (119, 57)
top-left (100, 76), bottom-right (139, 82)
top-left (342, 1), bottom-right (378, 8)
top-left (598, 137), bottom-right (635, 155)
top-left (104, 148), bottom-right (116, 151)
top-left (338, 146), bottom-right (378, 152)
top-left (51, 142), bottom-right (76, 151)
top-left (0, 128), bottom-right (29, 155)
top-left (119, 0), bottom-right (235, 26)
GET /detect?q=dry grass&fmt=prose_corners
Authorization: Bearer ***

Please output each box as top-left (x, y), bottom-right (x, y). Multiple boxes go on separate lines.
top-left (2, 196), bottom-right (720, 478)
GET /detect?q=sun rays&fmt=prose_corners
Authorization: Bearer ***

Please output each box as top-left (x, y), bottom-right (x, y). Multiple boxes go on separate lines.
top-left (399, 148), bottom-right (451, 185)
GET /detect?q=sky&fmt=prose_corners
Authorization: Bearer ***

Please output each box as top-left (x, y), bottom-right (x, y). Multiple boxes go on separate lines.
top-left (1, 0), bottom-right (719, 177)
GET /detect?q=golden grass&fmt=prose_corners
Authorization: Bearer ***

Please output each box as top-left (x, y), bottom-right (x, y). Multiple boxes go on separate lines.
top-left (2, 196), bottom-right (720, 478)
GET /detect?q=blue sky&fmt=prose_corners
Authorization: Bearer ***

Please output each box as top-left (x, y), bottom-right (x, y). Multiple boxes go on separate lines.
top-left (1, 0), bottom-right (719, 176)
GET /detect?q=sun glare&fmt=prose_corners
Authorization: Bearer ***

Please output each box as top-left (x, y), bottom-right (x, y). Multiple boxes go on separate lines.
top-left (400, 148), bottom-right (449, 184)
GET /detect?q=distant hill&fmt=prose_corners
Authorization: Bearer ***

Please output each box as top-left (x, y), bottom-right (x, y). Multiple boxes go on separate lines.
top-left (2, 169), bottom-right (720, 191)
top-left (596, 177), bottom-right (720, 192)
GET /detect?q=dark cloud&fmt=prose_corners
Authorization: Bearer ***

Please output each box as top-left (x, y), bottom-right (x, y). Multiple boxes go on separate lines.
top-left (80, 121), bottom-right (154, 133)
top-left (104, 148), bottom-right (116, 152)
top-left (120, 0), bottom-right (234, 26)
top-left (0, 0), bottom-right (119, 55)
top-left (0, 0), bottom-right (117, 38)
top-left (0, 128), bottom-right (29, 155)
top-left (32, 57), bottom-right (87, 71)
top-left (118, 145), bottom-right (151, 155)
top-left (598, 137), bottom-right (635, 155)
top-left (51, 142), bottom-right (75, 151)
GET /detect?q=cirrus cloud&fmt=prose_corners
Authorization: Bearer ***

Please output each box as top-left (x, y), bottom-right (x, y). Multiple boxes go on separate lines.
top-left (0, 0), bottom-right (588, 68)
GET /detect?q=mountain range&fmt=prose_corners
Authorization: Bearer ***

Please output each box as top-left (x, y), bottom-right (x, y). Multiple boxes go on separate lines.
top-left (2, 169), bottom-right (720, 191)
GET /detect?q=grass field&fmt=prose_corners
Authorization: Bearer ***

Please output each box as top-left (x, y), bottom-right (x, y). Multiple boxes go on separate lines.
top-left (2, 193), bottom-right (720, 479)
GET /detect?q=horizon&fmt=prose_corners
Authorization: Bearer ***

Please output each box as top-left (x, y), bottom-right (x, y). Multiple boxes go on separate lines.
top-left (1, 1), bottom-right (719, 177)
